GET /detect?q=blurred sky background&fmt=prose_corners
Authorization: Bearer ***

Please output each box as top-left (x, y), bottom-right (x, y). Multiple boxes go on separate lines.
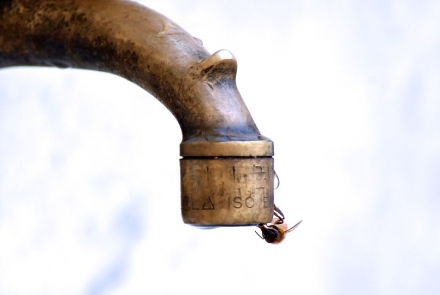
top-left (1, 0), bottom-right (440, 294)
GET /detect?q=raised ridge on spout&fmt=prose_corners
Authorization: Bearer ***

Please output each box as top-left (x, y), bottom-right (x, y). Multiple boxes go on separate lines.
top-left (198, 49), bottom-right (237, 81)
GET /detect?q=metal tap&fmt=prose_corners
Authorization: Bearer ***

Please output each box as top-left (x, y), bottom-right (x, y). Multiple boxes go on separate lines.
top-left (0, 0), bottom-right (275, 226)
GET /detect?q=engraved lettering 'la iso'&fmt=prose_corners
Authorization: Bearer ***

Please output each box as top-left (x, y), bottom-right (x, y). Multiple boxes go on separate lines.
top-left (181, 158), bottom-right (274, 226)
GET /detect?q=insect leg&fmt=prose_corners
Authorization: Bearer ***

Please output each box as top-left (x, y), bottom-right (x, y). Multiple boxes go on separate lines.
top-left (286, 220), bottom-right (303, 233)
top-left (274, 171), bottom-right (280, 189)
top-left (255, 230), bottom-right (265, 239)
top-left (273, 204), bottom-right (285, 221)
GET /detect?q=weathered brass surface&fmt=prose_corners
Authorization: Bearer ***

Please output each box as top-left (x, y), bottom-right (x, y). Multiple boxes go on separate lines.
top-left (0, 0), bottom-right (275, 226)
top-left (181, 158), bottom-right (274, 226)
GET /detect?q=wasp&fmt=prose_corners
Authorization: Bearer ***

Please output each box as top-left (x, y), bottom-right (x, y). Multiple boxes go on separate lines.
top-left (255, 205), bottom-right (302, 244)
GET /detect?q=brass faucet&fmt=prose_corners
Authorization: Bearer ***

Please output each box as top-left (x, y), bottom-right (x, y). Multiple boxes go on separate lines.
top-left (0, 0), bottom-right (275, 226)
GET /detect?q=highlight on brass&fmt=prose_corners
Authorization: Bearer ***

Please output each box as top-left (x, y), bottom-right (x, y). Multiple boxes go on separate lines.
top-left (255, 205), bottom-right (302, 244)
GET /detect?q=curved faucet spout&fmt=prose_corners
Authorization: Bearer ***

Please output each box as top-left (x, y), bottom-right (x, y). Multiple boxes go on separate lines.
top-left (0, 0), bottom-right (275, 226)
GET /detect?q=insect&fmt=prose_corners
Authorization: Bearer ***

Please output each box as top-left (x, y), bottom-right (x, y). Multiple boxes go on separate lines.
top-left (255, 204), bottom-right (302, 244)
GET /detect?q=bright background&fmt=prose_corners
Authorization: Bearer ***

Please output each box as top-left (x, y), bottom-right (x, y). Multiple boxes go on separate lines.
top-left (1, 0), bottom-right (439, 294)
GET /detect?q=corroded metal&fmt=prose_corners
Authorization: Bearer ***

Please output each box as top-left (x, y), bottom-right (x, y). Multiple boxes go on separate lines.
top-left (0, 0), bottom-right (275, 226)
